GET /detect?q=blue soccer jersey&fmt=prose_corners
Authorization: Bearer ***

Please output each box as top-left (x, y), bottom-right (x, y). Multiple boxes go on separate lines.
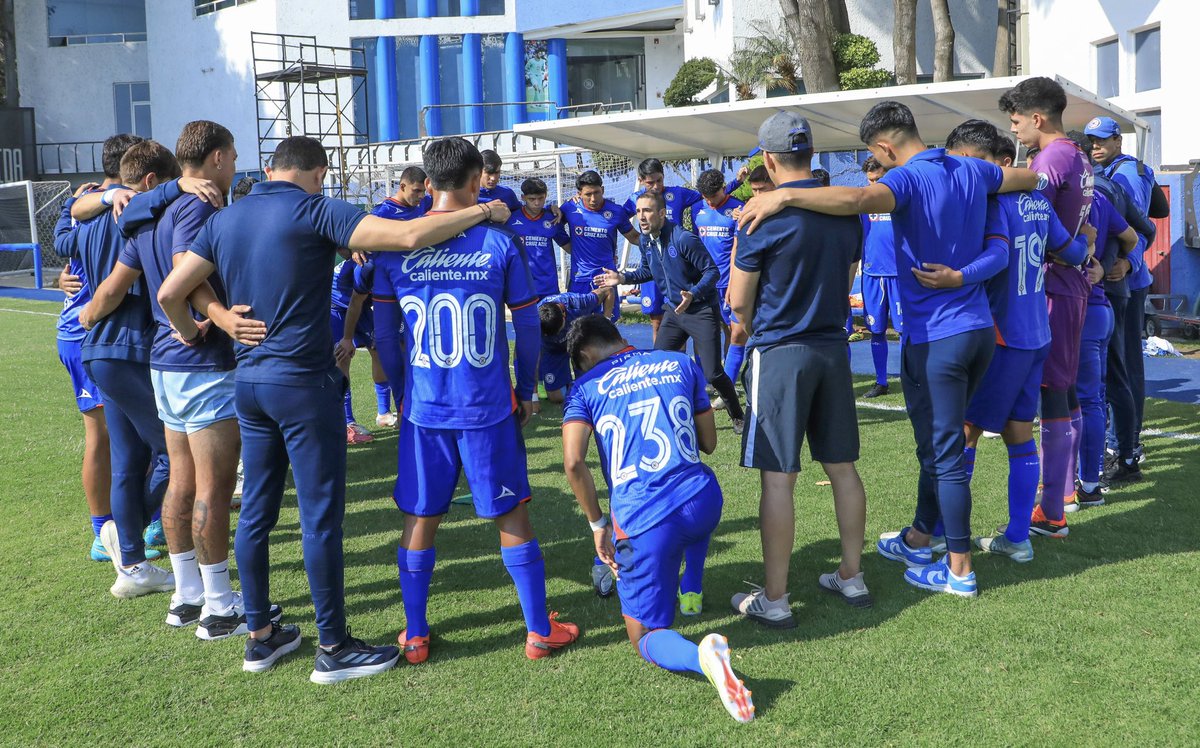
top-left (331, 257), bottom-right (374, 310)
top-left (563, 347), bottom-right (718, 538)
top-left (561, 200), bottom-right (633, 286)
top-left (539, 291), bottom-right (602, 350)
top-left (984, 191), bottom-right (1085, 351)
top-left (623, 186), bottom-right (702, 225)
top-left (688, 195), bottom-right (744, 289)
top-left (372, 198), bottom-right (427, 221)
top-left (56, 257), bottom-right (91, 343)
top-left (373, 220), bottom-right (537, 429)
top-left (507, 208), bottom-right (570, 297)
top-left (878, 148), bottom-right (1005, 344)
top-left (118, 194), bottom-right (234, 372)
top-left (861, 211), bottom-right (896, 276)
top-left (479, 184), bottom-right (522, 212)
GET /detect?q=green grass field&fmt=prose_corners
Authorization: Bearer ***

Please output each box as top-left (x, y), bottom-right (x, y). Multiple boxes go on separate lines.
top-left (2, 294), bottom-right (1199, 746)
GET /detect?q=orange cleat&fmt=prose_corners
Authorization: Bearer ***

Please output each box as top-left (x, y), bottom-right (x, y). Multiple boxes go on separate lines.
top-left (398, 629), bottom-right (429, 664)
top-left (524, 612), bottom-right (579, 660)
top-left (1029, 505), bottom-right (1069, 538)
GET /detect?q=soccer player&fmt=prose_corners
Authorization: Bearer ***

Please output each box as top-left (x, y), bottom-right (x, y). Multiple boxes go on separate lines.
top-left (739, 102), bottom-right (1039, 596)
top-left (746, 165), bottom-right (774, 196)
top-left (1000, 77), bottom-right (1094, 537)
top-left (330, 253), bottom-right (394, 442)
top-left (53, 182), bottom-right (119, 563)
top-left (562, 316), bottom-right (754, 723)
top-left (942, 122), bottom-right (1090, 561)
top-left (859, 157), bottom-right (901, 398)
top-left (479, 149), bottom-right (523, 211)
top-left (727, 112), bottom-right (869, 626)
top-left (595, 191), bottom-right (746, 432)
top-left (537, 287), bottom-right (609, 404)
top-left (374, 166), bottom-right (429, 221)
top-left (371, 137), bottom-right (579, 665)
top-left (689, 169), bottom-right (744, 368)
top-left (506, 177), bottom-right (572, 299)
top-left (82, 124), bottom-right (280, 638)
top-left (1086, 115), bottom-right (1156, 481)
top-left (561, 171), bottom-right (641, 321)
top-left (157, 134), bottom-right (513, 682)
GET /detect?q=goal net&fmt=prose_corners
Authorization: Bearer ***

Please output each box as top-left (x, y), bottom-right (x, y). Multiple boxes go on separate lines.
top-left (0, 180), bottom-right (72, 288)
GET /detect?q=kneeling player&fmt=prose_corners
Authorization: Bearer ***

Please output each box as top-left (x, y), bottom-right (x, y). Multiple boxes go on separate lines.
top-left (562, 316), bottom-right (753, 723)
top-left (536, 288), bottom-right (608, 403)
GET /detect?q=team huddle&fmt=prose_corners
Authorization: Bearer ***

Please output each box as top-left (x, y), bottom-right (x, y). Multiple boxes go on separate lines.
top-left (51, 74), bottom-right (1161, 723)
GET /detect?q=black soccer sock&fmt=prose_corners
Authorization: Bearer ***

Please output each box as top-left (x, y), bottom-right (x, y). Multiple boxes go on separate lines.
top-left (711, 373), bottom-right (744, 420)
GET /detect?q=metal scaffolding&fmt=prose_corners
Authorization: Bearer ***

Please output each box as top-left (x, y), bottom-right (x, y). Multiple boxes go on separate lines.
top-left (250, 32), bottom-right (371, 200)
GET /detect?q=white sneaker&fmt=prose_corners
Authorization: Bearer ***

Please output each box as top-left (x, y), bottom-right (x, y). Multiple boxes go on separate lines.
top-left (730, 584), bottom-right (794, 629)
top-left (698, 634), bottom-right (755, 723)
top-left (711, 396), bottom-right (727, 411)
top-left (817, 570), bottom-right (873, 608)
top-left (110, 562), bottom-right (176, 599)
top-left (375, 412), bottom-right (398, 428)
top-left (233, 459), bottom-right (244, 500)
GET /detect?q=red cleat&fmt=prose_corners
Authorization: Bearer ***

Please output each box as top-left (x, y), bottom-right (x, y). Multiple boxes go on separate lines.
top-left (524, 612), bottom-right (579, 660)
top-left (398, 629), bottom-right (429, 664)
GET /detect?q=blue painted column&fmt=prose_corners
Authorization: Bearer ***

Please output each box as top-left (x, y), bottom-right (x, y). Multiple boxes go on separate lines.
top-left (417, 0), bottom-right (435, 18)
top-left (463, 34), bottom-right (485, 134)
top-left (374, 2), bottom-right (399, 141)
top-left (418, 35), bottom-right (442, 137)
top-left (503, 31), bottom-right (526, 129)
top-left (547, 38), bottom-right (568, 117)
top-left (461, 0), bottom-right (479, 15)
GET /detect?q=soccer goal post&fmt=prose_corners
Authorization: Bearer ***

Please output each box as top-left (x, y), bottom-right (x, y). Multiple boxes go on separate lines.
top-left (0, 181), bottom-right (43, 289)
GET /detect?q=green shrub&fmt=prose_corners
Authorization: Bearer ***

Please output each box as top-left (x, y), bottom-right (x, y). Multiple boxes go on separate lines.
top-left (664, 57), bottom-right (718, 108)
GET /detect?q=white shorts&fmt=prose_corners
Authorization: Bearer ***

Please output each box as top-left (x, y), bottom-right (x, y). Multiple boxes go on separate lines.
top-left (150, 369), bottom-right (237, 434)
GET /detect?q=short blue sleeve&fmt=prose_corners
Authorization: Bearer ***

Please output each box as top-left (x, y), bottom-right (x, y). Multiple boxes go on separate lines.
top-left (502, 234), bottom-right (537, 308)
top-left (353, 260), bottom-right (375, 296)
top-left (562, 385), bottom-right (591, 426)
top-left (171, 198), bottom-right (218, 256)
top-left (617, 206), bottom-right (633, 235)
top-left (733, 226), bottom-right (767, 272)
top-left (307, 195), bottom-right (368, 247)
top-left (118, 238), bottom-right (142, 271)
top-left (879, 168), bottom-right (915, 212)
top-left (554, 222), bottom-right (571, 247)
top-left (189, 222), bottom-right (216, 263)
top-left (974, 159), bottom-right (1005, 194)
top-left (564, 291), bottom-right (600, 316)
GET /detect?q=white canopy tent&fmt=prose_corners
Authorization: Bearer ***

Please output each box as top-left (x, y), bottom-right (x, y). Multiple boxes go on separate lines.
top-left (514, 75), bottom-right (1150, 162)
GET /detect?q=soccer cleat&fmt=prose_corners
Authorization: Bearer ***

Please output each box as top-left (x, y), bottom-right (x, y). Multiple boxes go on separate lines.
top-left (1134, 443), bottom-right (1146, 465)
top-left (143, 518), bottom-right (165, 548)
top-left (196, 593), bottom-right (283, 640)
top-left (730, 584), bottom-right (795, 629)
top-left (110, 562), bottom-right (176, 599)
top-left (243, 623), bottom-right (302, 673)
top-left (973, 535), bottom-right (1034, 563)
top-left (398, 629), bottom-right (430, 664)
top-left (346, 423), bottom-right (374, 445)
top-left (876, 528), bottom-right (933, 567)
top-left (1102, 458), bottom-right (1142, 486)
top-left (1063, 494), bottom-right (1080, 514)
top-left (525, 612), bottom-right (580, 660)
top-left (1077, 484), bottom-right (1106, 509)
top-left (903, 556), bottom-right (978, 597)
top-left (311, 633), bottom-right (401, 684)
top-left (697, 634), bottom-right (755, 723)
top-left (848, 330), bottom-right (867, 343)
top-left (1028, 505), bottom-right (1069, 538)
top-left (166, 599), bottom-right (204, 628)
top-left (862, 383), bottom-right (889, 399)
top-left (90, 536), bottom-right (159, 563)
top-left (817, 570), bottom-right (873, 608)
top-left (679, 590), bottom-right (704, 616)
top-left (711, 396), bottom-right (727, 411)
top-left (731, 417), bottom-right (745, 436)
top-left (591, 563), bottom-right (616, 598)
top-left (375, 412), bottom-right (398, 428)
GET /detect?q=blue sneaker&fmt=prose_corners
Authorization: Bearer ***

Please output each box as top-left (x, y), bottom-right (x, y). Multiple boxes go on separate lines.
top-left (90, 536), bottom-right (160, 562)
top-left (973, 535), bottom-right (1034, 563)
top-left (143, 519), bottom-right (165, 548)
top-left (310, 631), bottom-right (400, 685)
top-left (903, 556), bottom-right (978, 597)
top-left (877, 528), bottom-right (933, 567)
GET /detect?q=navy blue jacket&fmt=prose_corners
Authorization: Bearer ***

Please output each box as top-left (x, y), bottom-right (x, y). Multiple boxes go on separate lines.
top-left (623, 221), bottom-right (719, 312)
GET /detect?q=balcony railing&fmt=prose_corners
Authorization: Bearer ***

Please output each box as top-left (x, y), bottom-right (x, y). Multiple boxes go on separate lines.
top-left (48, 32), bottom-right (146, 46)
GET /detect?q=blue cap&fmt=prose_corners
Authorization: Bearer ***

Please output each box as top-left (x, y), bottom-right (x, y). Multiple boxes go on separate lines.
top-left (1083, 116), bottom-right (1121, 139)
top-left (748, 146), bottom-right (762, 157)
top-left (756, 111), bottom-right (814, 154)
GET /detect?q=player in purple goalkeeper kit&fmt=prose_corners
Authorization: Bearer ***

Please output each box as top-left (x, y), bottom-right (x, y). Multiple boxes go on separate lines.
top-left (1000, 76), bottom-right (1094, 537)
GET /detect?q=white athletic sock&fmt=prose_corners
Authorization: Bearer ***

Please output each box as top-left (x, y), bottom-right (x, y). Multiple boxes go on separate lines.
top-left (200, 560), bottom-right (236, 615)
top-left (169, 551), bottom-right (204, 603)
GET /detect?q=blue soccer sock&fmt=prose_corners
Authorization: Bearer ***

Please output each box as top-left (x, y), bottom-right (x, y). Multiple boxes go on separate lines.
top-left (871, 336), bottom-right (889, 386)
top-left (723, 344), bottom-right (746, 385)
top-left (90, 513), bottom-right (112, 537)
top-left (343, 388), bottom-right (355, 425)
top-left (374, 382), bottom-right (392, 416)
top-left (397, 546), bottom-right (436, 638)
top-left (1005, 439), bottom-right (1040, 543)
top-left (963, 446), bottom-right (977, 481)
top-left (151, 507), bottom-right (161, 523)
top-left (931, 519), bottom-right (944, 538)
top-left (501, 540), bottom-right (550, 636)
top-left (680, 538), bottom-right (710, 595)
top-left (638, 629), bottom-right (702, 674)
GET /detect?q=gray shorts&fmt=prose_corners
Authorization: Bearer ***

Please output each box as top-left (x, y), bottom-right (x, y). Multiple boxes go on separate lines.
top-left (740, 342), bottom-right (860, 473)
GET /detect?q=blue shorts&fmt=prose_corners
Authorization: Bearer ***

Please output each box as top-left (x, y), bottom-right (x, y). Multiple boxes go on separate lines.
top-left (540, 344), bottom-right (572, 392)
top-left (329, 306), bottom-right (374, 350)
top-left (639, 281), bottom-right (666, 317)
top-left (150, 368), bottom-right (237, 433)
top-left (716, 284), bottom-right (736, 325)
top-left (615, 479), bottom-right (722, 630)
top-left (57, 338), bottom-right (104, 413)
top-left (395, 413), bottom-right (531, 519)
top-left (861, 275), bottom-right (903, 335)
top-left (964, 343), bottom-right (1048, 433)
top-left (569, 277), bottom-right (618, 322)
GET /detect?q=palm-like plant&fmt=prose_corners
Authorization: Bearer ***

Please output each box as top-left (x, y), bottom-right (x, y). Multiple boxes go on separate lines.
top-left (719, 21), bottom-right (803, 100)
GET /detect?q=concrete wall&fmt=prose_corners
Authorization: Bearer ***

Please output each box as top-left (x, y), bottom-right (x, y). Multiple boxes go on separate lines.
top-left (644, 34), bottom-right (685, 108)
top-left (15, 0), bottom-right (148, 144)
top-left (1025, 0), bottom-right (1189, 167)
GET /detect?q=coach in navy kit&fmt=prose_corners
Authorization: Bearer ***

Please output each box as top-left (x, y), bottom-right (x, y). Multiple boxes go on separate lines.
top-left (595, 192), bottom-right (746, 429)
top-left (157, 135), bottom-right (516, 683)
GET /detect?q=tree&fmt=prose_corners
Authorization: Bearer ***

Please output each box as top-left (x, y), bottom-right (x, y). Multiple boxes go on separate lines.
top-left (785, 0), bottom-right (840, 93)
top-left (664, 58), bottom-right (718, 108)
top-left (992, 0), bottom-right (1011, 77)
top-left (834, 33), bottom-right (892, 90)
top-left (0, 0), bottom-right (15, 106)
top-left (720, 20), bottom-right (804, 98)
top-left (931, 0), bottom-right (956, 82)
top-left (893, 0), bottom-right (917, 85)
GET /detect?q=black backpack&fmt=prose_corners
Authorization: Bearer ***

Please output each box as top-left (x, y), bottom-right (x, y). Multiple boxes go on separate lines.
top-left (1136, 159), bottom-right (1170, 219)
